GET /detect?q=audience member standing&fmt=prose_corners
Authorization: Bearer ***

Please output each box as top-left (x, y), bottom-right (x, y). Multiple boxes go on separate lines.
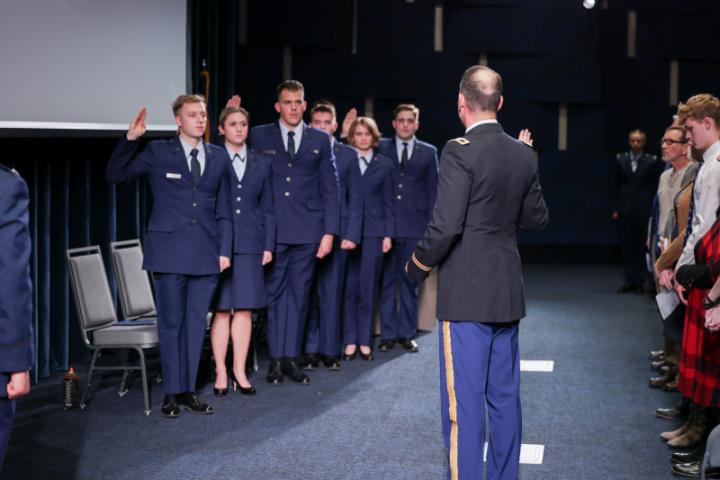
top-left (649, 125), bottom-right (694, 390)
top-left (249, 80), bottom-right (339, 385)
top-left (611, 129), bottom-right (663, 293)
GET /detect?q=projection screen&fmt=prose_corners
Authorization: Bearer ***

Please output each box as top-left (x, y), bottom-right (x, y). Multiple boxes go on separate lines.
top-left (0, 0), bottom-right (189, 133)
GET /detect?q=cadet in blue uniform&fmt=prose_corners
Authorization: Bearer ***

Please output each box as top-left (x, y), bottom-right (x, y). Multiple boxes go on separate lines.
top-left (249, 81), bottom-right (340, 384)
top-left (210, 104), bottom-right (275, 396)
top-left (106, 96), bottom-right (232, 417)
top-left (0, 165), bottom-right (33, 472)
top-left (301, 101), bottom-right (363, 370)
top-left (343, 117), bottom-right (395, 361)
top-left (378, 104), bottom-right (438, 353)
top-left (407, 66), bottom-right (548, 480)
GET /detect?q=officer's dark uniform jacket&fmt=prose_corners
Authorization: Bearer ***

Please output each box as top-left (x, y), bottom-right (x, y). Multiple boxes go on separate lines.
top-left (407, 122), bottom-right (548, 322)
top-left (611, 151), bottom-right (663, 217)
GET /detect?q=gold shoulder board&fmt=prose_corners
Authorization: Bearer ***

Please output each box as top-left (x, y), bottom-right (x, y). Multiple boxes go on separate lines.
top-left (448, 137), bottom-right (470, 145)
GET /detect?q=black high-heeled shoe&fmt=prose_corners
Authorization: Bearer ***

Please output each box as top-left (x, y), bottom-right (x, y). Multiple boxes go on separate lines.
top-left (213, 373), bottom-right (229, 396)
top-left (231, 371), bottom-right (256, 396)
top-left (359, 347), bottom-right (373, 361)
top-left (342, 345), bottom-right (357, 361)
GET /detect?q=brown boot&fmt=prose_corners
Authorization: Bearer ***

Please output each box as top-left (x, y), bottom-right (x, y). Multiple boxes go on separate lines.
top-left (667, 406), bottom-right (708, 448)
top-left (650, 365), bottom-right (678, 388)
top-left (661, 407), bottom-right (695, 441)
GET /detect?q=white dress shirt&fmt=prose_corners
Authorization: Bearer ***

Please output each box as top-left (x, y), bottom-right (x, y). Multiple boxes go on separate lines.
top-left (179, 136), bottom-right (205, 175)
top-left (279, 121), bottom-right (303, 153)
top-left (677, 140), bottom-right (720, 269)
top-left (358, 150), bottom-right (374, 175)
top-left (227, 144), bottom-right (247, 182)
top-left (395, 136), bottom-right (416, 163)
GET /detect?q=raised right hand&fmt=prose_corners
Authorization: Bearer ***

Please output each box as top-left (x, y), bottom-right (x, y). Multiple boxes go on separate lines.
top-left (341, 107), bottom-right (358, 139)
top-left (127, 107), bottom-right (147, 141)
top-left (226, 95), bottom-right (242, 108)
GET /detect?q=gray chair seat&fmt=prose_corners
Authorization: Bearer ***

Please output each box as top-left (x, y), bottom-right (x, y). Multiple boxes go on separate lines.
top-left (92, 324), bottom-right (158, 346)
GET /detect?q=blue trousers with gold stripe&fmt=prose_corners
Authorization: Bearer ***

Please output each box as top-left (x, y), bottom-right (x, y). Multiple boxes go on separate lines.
top-left (438, 320), bottom-right (521, 480)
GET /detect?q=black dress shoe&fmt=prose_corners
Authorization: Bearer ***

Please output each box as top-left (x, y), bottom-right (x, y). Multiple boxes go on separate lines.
top-left (671, 445), bottom-right (706, 464)
top-left (397, 338), bottom-right (419, 353)
top-left (378, 339), bottom-right (395, 352)
top-left (657, 398), bottom-right (691, 420)
top-left (672, 461), bottom-right (720, 478)
top-left (320, 355), bottom-right (341, 370)
top-left (299, 353), bottom-right (320, 371)
top-left (161, 394), bottom-right (180, 418)
top-left (267, 358), bottom-right (284, 385)
top-left (281, 358), bottom-right (310, 384)
top-left (176, 392), bottom-right (214, 414)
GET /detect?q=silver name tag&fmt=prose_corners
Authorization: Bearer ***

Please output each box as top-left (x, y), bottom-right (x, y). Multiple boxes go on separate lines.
top-left (166, 173), bottom-right (182, 179)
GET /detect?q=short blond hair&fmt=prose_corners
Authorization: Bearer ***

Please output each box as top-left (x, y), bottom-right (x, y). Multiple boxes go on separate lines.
top-left (677, 94), bottom-right (720, 127)
top-left (349, 117), bottom-right (381, 149)
top-left (172, 94), bottom-right (206, 116)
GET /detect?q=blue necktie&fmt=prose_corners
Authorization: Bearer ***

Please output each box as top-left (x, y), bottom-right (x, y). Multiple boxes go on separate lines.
top-left (190, 148), bottom-right (201, 185)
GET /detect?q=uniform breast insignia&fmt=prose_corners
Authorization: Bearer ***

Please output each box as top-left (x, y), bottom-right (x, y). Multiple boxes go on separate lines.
top-left (448, 137), bottom-right (470, 146)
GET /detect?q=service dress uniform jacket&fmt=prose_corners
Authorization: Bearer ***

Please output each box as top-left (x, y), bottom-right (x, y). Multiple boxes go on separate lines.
top-left (214, 149), bottom-right (276, 310)
top-left (408, 123), bottom-right (548, 321)
top-left (0, 166), bottom-right (33, 468)
top-left (106, 136), bottom-right (233, 272)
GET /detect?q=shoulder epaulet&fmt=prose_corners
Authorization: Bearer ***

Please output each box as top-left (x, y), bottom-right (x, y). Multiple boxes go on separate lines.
top-left (448, 137), bottom-right (470, 146)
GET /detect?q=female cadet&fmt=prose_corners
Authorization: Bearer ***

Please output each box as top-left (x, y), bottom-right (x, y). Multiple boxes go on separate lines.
top-left (211, 104), bottom-right (275, 395)
top-left (342, 117), bottom-right (395, 361)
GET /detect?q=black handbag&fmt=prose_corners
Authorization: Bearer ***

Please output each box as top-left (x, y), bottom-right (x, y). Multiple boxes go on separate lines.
top-left (676, 264), bottom-right (714, 289)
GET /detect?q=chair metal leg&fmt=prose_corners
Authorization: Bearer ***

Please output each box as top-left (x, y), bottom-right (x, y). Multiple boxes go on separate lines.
top-left (118, 369), bottom-right (130, 397)
top-left (80, 348), bottom-right (101, 409)
top-left (134, 347), bottom-right (151, 416)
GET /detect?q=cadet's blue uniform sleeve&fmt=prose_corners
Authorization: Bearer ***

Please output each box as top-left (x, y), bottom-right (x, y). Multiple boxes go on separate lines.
top-left (216, 168), bottom-right (233, 258)
top-left (106, 137), bottom-right (154, 183)
top-left (0, 175), bottom-right (34, 375)
top-left (426, 147), bottom-right (439, 214)
top-left (319, 136), bottom-right (340, 236)
top-left (383, 163), bottom-right (396, 238)
top-left (262, 165), bottom-right (277, 252)
top-left (345, 161), bottom-right (363, 245)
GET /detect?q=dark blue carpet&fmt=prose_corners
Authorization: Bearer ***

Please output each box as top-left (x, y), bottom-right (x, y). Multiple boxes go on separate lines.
top-left (4, 265), bottom-right (682, 479)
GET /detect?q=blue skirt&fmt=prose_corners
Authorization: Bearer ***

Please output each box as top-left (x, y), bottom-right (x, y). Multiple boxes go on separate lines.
top-left (214, 253), bottom-right (266, 310)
